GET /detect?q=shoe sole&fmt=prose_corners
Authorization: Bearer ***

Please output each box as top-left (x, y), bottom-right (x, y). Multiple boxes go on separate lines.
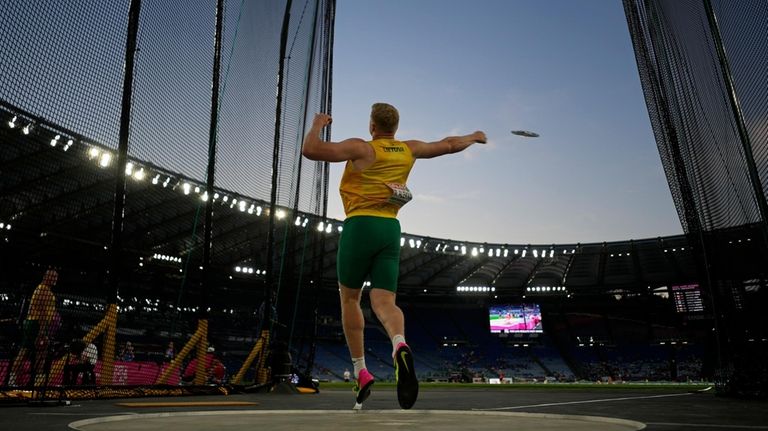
top-left (355, 379), bottom-right (374, 404)
top-left (395, 347), bottom-right (418, 409)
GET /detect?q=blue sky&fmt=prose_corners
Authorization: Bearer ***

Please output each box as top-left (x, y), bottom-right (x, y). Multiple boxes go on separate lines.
top-left (325, 0), bottom-right (682, 244)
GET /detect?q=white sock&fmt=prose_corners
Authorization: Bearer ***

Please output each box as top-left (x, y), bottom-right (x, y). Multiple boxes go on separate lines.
top-left (352, 356), bottom-right (366, 379)
top-left (391, 334), bottom-right (406, 357)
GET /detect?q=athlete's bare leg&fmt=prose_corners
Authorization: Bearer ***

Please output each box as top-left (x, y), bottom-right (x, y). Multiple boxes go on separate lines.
top-left (369, 288), bottom-right (404, 339)
top-left (339, 284), bottom-right (364, 358)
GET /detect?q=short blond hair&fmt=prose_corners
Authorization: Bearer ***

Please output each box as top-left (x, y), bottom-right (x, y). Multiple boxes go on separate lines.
top-left (371, 103), bottom-right (399, 133)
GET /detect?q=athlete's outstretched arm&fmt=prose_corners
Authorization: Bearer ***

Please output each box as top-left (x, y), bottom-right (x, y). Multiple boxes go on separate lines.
top-left (302, 113), bottom-right (368, 162)
top-left (405, 131), bottom-right (487, 159)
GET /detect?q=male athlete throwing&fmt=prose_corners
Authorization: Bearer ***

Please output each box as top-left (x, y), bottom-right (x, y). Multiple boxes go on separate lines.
top-left (303, 103), bottom-right (486, 409)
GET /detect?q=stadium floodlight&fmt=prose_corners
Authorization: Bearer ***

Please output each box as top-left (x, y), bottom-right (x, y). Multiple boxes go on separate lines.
top-left (337, 225), bottom-right (342, 232)
top-left (152, 174), bottom-right (160, 185)
top-left (64, 140), bottom-right (73, 151)
top-left (163, 177), bottom-right (171, 188)
top-left (488, 249), bottom-right (493, 257)
top-left (0, 223), bottom-right (3, 229)
top-left (8, 116), bottom-right (17, 128)
top-left (496, 248), bottom-right (501, 257)
top-left (409, 238), bottom-right (415, 248)
top-left (295, 216), bottom-right (302, 226)
top-left (22, 124), bottom-right (31, 135)
top-left (134, 168), bottom-right (145, 181)
top-left (550, 250), bottom-right (554, 258)
top-left (401, 237), bottom-right (406, 247)
top-left (479, 247), bottom-right (485, 254)
top-left (51, 135), bottom-right (60, 147)
top-left (239, 201), bottom-right (246, 212)
top-left (125, 162), bottom-right (134, 176)
top-left (571, 249), bottom-right (575, 254)
top-left (256, 206), bottom-right (263, 216)
top-left (182, 183), bottom-right (191, 195)
top-left (514, 249), bottom-right (519, 254)
top-left (317, 221), bottom-right (325, 232)
top-left (248, 268), bottom-right (254, 274)
top-left (88, 147), bottom-right (100, 159)
top-left (461, 245), bottom-right (467, 255)
top-left (504, 249), bottom-right (508, 257)
top-left (276, 209), bottom-right (286, 219)
top-left (99, 152), bottom-right (111, 168)
top-left (521, 250), bottom-right (527, 257)
top-left (610, 254), bottom-right (614, 257)
top-left (223, 196), bottom-right (229, 202)
top-left (325, 223), bottom-right (332, 233)
top-left (201, 192), bottom-right (209, 202)
top-left (533, 249), bottom-right (538, 258)
top-left (471, 247), bottom-right (478, 257)
top-left (454, 245), bottom-right (459, 251)
top-left (416, 240), bottom-right (422, 248)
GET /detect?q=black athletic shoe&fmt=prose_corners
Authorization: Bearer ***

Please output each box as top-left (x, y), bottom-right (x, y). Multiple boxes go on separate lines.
top-left (394, 343), bottom-right (418, 409)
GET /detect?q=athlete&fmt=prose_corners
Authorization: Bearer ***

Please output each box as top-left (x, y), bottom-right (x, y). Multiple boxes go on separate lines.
top-left (303, 103), bottom-right (486, 409)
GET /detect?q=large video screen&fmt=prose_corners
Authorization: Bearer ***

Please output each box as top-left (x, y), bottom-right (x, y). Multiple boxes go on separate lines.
top-left (489, 304), bottom-right (542, 334)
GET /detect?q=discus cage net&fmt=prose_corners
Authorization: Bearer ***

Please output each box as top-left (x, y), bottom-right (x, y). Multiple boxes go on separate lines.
top-left (0, 0), bottom-right (336, 401)
top-left (623, 0), bottom-right (768, 395)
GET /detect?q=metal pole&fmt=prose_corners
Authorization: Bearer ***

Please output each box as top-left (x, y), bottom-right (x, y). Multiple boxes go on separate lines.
top-left (703, 0), bottom-right (768, 236)
top-left (108, 0), bottom-right (142, 300)
top-left (291, 0), bottom-right (321, 212)
top-left (265, 0), bottom-right (294, 328)
top-left (200, 0), bottom-right (225, 318)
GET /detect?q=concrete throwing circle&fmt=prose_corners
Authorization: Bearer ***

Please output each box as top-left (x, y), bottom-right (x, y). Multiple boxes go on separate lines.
top-left (69, 409), bottom-right (646, 431)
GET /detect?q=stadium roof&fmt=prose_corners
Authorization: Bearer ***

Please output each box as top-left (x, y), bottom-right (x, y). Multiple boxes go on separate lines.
top-left (0, 102), bottom-right (710, 300)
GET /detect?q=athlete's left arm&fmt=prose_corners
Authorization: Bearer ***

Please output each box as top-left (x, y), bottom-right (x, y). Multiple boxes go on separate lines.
top-left (405, 131), bottom-right (487, 159)
top-left (302, 113), bottom-right (368, 162)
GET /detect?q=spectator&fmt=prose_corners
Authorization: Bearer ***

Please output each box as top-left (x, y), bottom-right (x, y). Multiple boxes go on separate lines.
top-left (164, 341), bottom-right (175, 362)
top-left (343, 369), bottom-right (351, 382)
top-left (81, 342), bottom-right (98, 384)
top-left (64, 339), bottom-right (98, 385)
top-left (119, 341), bottom-right (135, 362)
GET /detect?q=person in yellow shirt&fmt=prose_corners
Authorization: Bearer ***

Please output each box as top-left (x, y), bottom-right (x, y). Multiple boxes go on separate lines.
top-left (303, 103), bottom-right (486, 409)
top-left (9, 269), bottom-right (59, 386)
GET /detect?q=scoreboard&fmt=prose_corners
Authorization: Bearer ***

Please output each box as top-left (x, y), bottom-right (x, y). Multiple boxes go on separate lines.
top-left (671, 283), bottom-right (704, 313)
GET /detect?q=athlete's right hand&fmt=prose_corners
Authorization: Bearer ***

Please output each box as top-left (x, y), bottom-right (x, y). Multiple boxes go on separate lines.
top-left (474, 131), bottom-right (487, 144)
top-left (313, 113), bottom-right (332, 128)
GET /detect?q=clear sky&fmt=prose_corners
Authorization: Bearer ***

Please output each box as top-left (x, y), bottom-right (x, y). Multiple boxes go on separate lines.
top-left (325, 0), bottom-right (683, 245)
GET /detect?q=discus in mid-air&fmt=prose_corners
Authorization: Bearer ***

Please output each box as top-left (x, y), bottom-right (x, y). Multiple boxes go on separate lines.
top-left (511, 130), bottom-right (539, 138)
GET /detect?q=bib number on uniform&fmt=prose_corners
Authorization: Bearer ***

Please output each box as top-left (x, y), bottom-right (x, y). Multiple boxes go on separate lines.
top-left (385, 183), bottom-right (413, 208)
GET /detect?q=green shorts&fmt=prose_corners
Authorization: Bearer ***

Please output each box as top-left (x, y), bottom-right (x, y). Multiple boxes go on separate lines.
top-left (20, 319), bottom-right (40, 349)
top-left (337, 216), bottom-right (401, 292)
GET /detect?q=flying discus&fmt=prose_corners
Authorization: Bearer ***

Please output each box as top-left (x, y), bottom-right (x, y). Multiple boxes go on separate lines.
top-left (511, 130), bottom-right (539, 138)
